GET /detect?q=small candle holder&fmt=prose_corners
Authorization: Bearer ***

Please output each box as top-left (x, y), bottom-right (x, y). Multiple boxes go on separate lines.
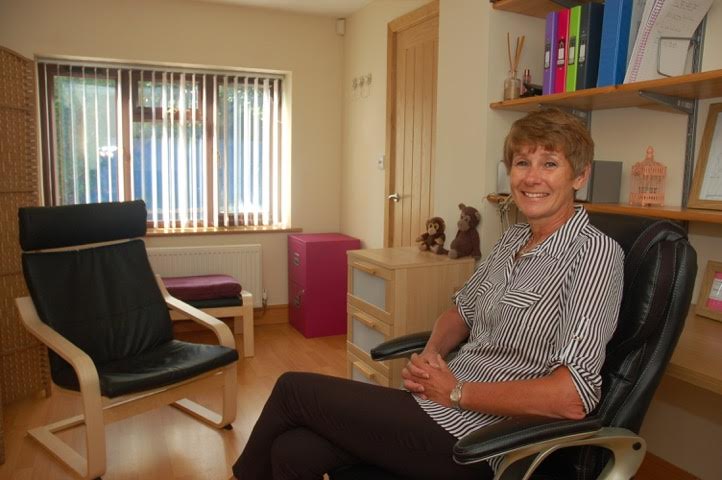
top-left (504, 70), bottom-right (521, 100)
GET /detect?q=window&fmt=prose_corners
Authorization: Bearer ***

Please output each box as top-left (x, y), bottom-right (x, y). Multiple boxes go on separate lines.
top-left (38, 60), bottom-right (287, 229)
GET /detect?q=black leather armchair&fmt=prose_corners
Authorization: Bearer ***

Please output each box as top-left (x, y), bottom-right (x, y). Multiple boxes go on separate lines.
top-left (332, 213), bottom-right (697, 480)
top-left (15, 201), bottom-right (239, 479)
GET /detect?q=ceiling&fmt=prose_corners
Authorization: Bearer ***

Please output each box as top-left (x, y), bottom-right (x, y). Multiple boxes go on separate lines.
top-left (195, 0), bottom-right (371, 17)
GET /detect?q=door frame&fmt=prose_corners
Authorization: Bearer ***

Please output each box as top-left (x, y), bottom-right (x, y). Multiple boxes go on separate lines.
top-left (384, 0), bottom-right (440, 247)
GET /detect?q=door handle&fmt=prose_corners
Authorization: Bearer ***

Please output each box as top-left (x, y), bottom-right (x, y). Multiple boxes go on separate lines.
top-left (388, 193), bottom-right (401, 202)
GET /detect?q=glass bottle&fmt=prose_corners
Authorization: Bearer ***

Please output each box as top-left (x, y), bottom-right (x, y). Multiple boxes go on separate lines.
top-left (504, 70), bottom-right (521, 100)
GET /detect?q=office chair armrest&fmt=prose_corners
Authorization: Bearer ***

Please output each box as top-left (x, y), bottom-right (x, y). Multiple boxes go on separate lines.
top-left (453, 417), bottom-right (645, 480)
top-left (453, 416), bottom-right (602, 464)
top-left (15, 296), bottom-right (101, 395)
top-left (370, 331), bottom-right (432, 360)
top-left (156, 276), bottom-right (237, 350)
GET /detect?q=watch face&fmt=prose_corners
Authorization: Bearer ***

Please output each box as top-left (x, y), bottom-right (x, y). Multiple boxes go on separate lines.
top-left (451, 388), bottom-right (461, 402)
top-left (450, 381), bottom-right (464, 408)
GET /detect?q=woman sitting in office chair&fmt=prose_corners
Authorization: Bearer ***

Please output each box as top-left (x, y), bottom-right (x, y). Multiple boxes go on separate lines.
top-left (232, 108), bottom-right (624, 480)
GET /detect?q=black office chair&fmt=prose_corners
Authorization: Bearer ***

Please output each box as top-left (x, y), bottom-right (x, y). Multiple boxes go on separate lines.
top-left (15, 200), bottom-right (239, 479)
top-left (332, 213), bottom-right (697, 480)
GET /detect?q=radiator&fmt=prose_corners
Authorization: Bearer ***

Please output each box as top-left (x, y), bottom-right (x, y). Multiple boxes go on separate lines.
top-left (146, 244), bottom-right (262, 307)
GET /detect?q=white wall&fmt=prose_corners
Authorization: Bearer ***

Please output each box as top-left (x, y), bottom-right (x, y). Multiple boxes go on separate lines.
top-left (436, 1), bottom-right (545, 255)
top-left (0, 0), bottom-right (345, 305)
top-left (340, 0), bottom-right (427, 248)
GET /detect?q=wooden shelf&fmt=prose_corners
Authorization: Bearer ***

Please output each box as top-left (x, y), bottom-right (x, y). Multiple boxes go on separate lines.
top-left (491, 0), bottom-right (569, 18)
top-left (667, 311), bottom-right (722, 395)
top-left (486, 194), bottom-right (722, 225)
top-left (490, 69), bottom-right (722, 114)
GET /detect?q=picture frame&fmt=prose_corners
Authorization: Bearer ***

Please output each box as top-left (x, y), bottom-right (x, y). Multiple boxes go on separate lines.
top-left (688, 103), bottom-right (722, 210)
top-left (695, 260), bottom-right (722, 322)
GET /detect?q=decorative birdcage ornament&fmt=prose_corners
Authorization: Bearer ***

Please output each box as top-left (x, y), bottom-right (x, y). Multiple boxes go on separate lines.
top-left (629, 146), bottom-right (667, 207)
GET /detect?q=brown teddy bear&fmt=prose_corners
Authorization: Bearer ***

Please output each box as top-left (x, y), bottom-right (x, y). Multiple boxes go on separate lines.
top-left (416, 217), bottom-right (448, 254)
top-left (449, 203), bottom-right (481, 260)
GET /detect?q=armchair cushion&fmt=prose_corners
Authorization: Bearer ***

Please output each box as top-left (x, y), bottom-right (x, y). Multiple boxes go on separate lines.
top-left (52, 339), bottom-right (239, 398)
top-left (23, 240), bottom-right (173, 367)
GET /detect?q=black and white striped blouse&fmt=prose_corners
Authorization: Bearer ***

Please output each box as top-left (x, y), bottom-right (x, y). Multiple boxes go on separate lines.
top-left (416, 206), bottom-right (624, 448)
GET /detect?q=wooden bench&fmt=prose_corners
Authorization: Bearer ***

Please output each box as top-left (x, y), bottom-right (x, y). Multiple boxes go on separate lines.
top-left (163, 275), bottom-right (254, 357)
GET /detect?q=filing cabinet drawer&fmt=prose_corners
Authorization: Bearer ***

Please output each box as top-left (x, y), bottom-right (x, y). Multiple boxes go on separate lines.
top-left (287, 239), bottom-right (307, 286)
top-left (347, 350), bottom-right (389, 387)
top-left (288, 281), bottom-right (306, 334)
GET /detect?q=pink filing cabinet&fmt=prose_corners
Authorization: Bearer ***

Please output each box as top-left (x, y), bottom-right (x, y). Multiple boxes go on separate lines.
top-left (288, 233), bottom-right (361, 338)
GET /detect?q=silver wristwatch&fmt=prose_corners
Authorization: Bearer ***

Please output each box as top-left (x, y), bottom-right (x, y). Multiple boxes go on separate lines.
top-left (450, 380), bottom-right (465, 411)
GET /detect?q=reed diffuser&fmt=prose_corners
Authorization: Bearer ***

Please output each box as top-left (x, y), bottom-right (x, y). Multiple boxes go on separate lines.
top-left (505, 33), bottom-right (525, 100)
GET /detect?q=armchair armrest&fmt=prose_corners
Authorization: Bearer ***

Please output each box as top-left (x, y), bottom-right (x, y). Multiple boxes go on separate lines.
top-left (370, 331), bottom-right (431, 360)
top-left (156, 276), bottom-right (236, 350)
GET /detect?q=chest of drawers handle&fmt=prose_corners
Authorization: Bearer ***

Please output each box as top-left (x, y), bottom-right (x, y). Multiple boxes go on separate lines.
top-left (354, 310), bottom-right (378, 329)
top-left (352, 360), bottom-right (377, 381)
top-left (352, 261), bottom-right (378, 275)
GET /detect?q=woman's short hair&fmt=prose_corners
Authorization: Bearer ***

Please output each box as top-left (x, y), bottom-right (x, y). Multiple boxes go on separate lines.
top-left (503, 108), bottom-right (594, 177)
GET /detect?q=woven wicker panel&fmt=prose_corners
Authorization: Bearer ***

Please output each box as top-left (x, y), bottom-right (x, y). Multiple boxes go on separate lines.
top-left (0, 47), bottom-right (37, 195)
top-left (0, 192), bottom-right (35, 276)
top-left (0, 46), bottom-right (48, 408)
top-left (0, 383), bottom-right (3, 464)
top-left (1, 344), bottom-right (48, 405)
top-left (0, 273), bottom-right (38, 353)
top-left (0, 108), bottom-right (37, 193)
top-left (0, 373), bottom-right (3, 464)
top-left (0, 48), bottom-right (35, 108)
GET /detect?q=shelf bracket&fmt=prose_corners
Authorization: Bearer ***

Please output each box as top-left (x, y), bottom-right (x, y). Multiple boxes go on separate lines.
top-left (637, 91), bottom-right (695, 115)
top-left (543, 105), bottom-right (591, 128)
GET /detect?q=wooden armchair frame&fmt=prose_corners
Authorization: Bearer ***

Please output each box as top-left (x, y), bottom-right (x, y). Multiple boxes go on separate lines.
top-left (15, 276), bottom-right (238, 480)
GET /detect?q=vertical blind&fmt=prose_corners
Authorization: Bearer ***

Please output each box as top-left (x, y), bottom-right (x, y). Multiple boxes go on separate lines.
top-left (37, 60), bottom-right (286, 228)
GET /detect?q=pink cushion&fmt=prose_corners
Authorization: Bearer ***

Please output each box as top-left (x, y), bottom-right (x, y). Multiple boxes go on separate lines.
top-left (162, 274), bottom-right (242, 301)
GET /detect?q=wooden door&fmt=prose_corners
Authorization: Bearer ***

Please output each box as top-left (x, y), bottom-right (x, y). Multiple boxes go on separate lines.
top-left (385, 1), bottom-right (439, 247)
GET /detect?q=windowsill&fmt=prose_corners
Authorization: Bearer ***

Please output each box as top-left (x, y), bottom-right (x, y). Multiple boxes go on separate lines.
top-left (145, 225), bottom-right (302, 237)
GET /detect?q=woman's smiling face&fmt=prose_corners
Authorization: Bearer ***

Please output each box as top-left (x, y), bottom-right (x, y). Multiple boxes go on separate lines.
top-left (510, 145), bottom-right (589, 228)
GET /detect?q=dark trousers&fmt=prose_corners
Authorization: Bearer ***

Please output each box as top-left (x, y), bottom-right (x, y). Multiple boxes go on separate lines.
top-left (232, 372), bottom-right (493, 480)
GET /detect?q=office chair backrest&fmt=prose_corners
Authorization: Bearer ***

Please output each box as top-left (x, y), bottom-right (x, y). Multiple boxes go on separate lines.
top-left (557, 213), bottom-right (697, 477)
top-left (19, 201), bottom-right (173, 388)
top-left (589, 213), bottom-right (696, 429)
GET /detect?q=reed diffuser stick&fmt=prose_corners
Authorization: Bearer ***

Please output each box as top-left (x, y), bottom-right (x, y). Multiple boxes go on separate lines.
top-left (507, 32), bottom-right (513, 72)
